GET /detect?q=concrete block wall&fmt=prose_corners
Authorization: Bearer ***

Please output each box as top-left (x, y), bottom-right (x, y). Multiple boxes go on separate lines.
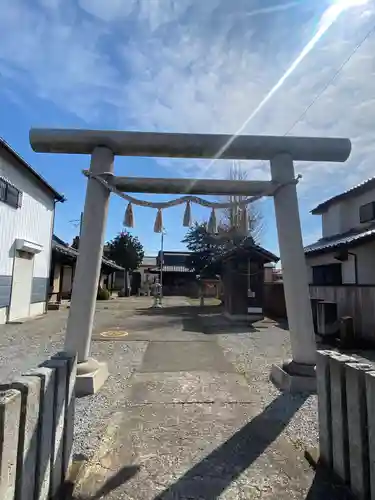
top-left (316, 350), bottom-right (375, 499)
top-left (0, 352), bottom-right (77, 500)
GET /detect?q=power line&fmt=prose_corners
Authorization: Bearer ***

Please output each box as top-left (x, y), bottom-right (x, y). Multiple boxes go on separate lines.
top-left (250, 20), bottom-right (375, 175)
top-left (286, 21), bottom-right (375, 135)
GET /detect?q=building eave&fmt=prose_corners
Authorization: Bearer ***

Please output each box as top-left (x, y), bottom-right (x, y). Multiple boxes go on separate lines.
top-left (304, 225), bottom-right (375, 257)
top-left (52, 239), bottom-right (124, 271)
top-left (311, 177), bottom-right (375, 215)
top-left (216, 242), bottom-right (279, 264)
top-left (0, 138), bottom-right (65, 202)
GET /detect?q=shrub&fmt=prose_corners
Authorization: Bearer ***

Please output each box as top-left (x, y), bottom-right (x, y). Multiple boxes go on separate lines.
top-left (97, 287), bottom-right (110, 300)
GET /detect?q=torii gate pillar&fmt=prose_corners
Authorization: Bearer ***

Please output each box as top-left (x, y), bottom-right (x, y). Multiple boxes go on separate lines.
top-left (29, 129), bottom-right (351, 396)
top-left (270, 153), bottom-right (316, 391)
top-left (65, 147), bottom-right (114, 395)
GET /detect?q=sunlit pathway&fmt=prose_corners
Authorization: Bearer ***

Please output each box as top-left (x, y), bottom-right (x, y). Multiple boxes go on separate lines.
top-left (71, 297), bottom-right (352, 500)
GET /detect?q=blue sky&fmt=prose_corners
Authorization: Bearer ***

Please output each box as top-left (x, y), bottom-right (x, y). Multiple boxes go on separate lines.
top-left (0, 0), bottom-right (374, 257)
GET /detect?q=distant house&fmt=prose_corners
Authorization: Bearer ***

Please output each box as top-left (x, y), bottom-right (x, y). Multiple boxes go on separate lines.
top-left (305, 178), bottom-right (375, 285)
top-left (264, 263), bottom-right (282, 283)
top-left (0, 138), bottom-right (64, 323)
top-left (129, 256), bottom-right (157, 294)
top-left (49, 235), bottom-right (124, 302)
top-left (305, 178), bottom-right (375, 339)
top-left (110, 255), bottom-right (157, 294)
top-left (149, 251), bottom-right (196, 296)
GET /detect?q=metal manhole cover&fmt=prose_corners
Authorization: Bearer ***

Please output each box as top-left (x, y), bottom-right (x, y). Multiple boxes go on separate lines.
top-left (100, 330), bottom-right (129, 338)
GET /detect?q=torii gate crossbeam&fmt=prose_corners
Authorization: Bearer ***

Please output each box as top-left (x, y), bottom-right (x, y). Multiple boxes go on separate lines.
top-left (30, 129), bottom-right (351, 395)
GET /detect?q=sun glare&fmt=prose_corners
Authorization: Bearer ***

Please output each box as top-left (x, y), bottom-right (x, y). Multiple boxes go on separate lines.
top-left (334, 0), bottom-right (369, 8)
top-left (201, 0), bottom-right (370, 171)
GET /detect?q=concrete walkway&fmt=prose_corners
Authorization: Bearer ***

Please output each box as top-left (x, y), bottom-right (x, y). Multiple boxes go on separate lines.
top-left (71, 297), bottom-right (352, 500)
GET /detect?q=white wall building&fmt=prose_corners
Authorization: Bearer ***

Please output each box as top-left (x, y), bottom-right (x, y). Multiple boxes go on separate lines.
top-left (305, 178), bottom-right (375, 285)
top-left (0, 139), bottom-right (64, 323)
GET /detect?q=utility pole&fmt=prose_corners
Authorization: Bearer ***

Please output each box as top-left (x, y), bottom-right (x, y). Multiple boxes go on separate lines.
top-left (69, 211), bottom-right (84, 243)
top-left (79, 211), bottom-right (83, 238)
top-left (160, 228), bottom-right (165, 305)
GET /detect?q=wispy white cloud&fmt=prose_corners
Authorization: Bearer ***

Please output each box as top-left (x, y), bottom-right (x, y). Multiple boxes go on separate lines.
top-left (78, 0), bottom-right (136, 22)
top-left (0, 0), bottom-right (375, 225)
top-left (246, 1), bottom-right (301, 17)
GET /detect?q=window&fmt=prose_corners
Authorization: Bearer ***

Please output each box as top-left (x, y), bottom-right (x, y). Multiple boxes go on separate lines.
top-left (312, 264), bottom-right (342, 286)
top-left (359, 201), bottom-right (375, 223)
top-left (0, 178), bottom-right (7, 201)
top-left (0, 178), bottom-right (22, 208)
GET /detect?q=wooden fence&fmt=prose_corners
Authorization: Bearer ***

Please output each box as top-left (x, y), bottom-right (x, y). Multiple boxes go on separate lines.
top-left (310, 285), bottom-right (375, 342)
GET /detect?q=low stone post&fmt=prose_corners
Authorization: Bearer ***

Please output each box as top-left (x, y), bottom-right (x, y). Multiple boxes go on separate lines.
top-left (365, 370), bottom-right (375, 500)
top-left (52, 352), bottom-right (77, 478)
top-left (329, 354), bottom-right (357, 483)
top-left (23, 367), bottom-right (55, 500)
top-left (42, 358), bottom-right (68, 497)
top-left (0, 389), bottom-right (21, 500)
top-left (345, 362), bottom-right (373, 499)
top-left (316, 350), bottom-right (335, 468)
top-left (0, 377), bottom-right (42, 500)
top-left (340, 316), bottom-right (355, 349)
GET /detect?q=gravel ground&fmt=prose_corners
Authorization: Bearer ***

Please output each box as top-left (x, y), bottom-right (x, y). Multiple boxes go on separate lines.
top-left (217, 321), bottom-right (319, 451)
top-left (0, 298), bottom-right (319, 474)
top-left (0, 309), bottom-right (67, 382)
top-left (0, 299), bottom-right (147, 382)
top-left (0, 298), bottom-right (151, 459)
top-left (74, 340), bottom-right (148, 459)
top-left (74, 304), bottom-right (337, 500)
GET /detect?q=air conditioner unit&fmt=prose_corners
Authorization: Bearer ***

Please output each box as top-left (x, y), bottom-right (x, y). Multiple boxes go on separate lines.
top-left (317, 301), bottom-right (339, 337)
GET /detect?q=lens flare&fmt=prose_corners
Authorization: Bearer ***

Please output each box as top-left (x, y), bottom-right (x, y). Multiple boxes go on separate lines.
top-left (201, 0), bottom-right (369, 173)
top-left (334, 0), bottom-right (369, 7)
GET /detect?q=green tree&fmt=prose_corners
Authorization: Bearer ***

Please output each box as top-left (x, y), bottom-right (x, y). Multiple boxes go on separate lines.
top-left (182, 163), bottom-right (262, 275)
top-left (105, 231), bottom-right (144, 271)
top-left (182, 222), bottom-right (222, 276)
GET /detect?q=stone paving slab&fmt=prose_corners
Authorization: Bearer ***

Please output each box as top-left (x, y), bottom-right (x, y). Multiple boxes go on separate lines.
top-left (70, 298), bottom-right (354, 499)
top-left (128, 371), bottom-right (256, 405)
top-left (139, 341), bottom-right (234, 373)
top-left (73, 402), bottom-right (349, 500)
top-left (92, 325), bottom-right (215, 343)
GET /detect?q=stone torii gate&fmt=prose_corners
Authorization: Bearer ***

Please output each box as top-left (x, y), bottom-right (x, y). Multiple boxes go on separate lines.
top-left (30, 129), bottom-right (351, 395)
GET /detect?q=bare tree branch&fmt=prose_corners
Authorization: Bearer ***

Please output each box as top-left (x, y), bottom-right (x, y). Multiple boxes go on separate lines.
top-left (219, 161), bottom-right (264, 245)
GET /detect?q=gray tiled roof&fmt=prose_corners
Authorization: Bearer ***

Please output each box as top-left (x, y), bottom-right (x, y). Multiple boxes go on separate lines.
top-left (304, 224), bottom-right (375, 255)
top-left (52, 240), bottom-right (124, 271)
top-left (311, 177), bottom-right (375, 214)
top-left (216, 240), bottom-right (279, 263)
